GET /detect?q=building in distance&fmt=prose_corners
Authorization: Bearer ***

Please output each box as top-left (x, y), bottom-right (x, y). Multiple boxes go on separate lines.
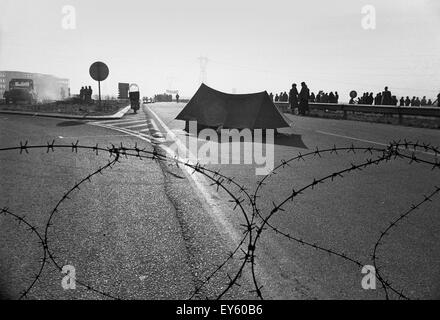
top-left (0, 70), bottom-right (69, 102)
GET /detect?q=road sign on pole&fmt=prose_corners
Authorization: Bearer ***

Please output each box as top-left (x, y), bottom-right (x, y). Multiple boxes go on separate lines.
top-left (350, 90), bottom-right (358, 99)
top-left (89, 61), bottom-right (109, 105)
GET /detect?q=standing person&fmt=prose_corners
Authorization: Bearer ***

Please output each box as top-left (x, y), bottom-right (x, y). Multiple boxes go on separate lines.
top-left (405, 96), bottom-right (411, 106)
top-left (84, 86), bottom-right (89, 102)
top-left (399, 97), bottom-right (405, 106)
top-left (275, 94), bottom-right (279, 102)
top-left (421, 96), bottom-right (427, 106)
top-left (80, 86), bottom-right (85, 102)
top-left (269, 92), bottom-right (274, 101)
top-left (316, 91), bottom-right (321, 103)
top-left (288, 83), bottom-right (299, 113)
top-left (176, 93), bottom-right (180, 103)
top-left (427, 99), bottom-right (432, 106)
top-left (310, 92), bottom-right (316, 102)
top-left (381, 86), bottom-right (392, 105)
top-left (362, 93), bottom-right (368, 104)
top-left (374, 93), bottom-right (382, 105)
top-left (88, 86), bottom-right (93, 103)
top-left (328, 92), bottom-right (335, 103)
top-left (368, 93), bottom-right (374, 105)
top-left (334, 91), bottom-right (339, 104)
top-left (298, 82), bottom-right (310, 115)
top-left (283, 91), bottom-right (289, 102)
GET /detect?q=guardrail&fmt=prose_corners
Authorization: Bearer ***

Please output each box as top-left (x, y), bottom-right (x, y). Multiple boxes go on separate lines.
top-left (274, 102), bottom-right (440, 124)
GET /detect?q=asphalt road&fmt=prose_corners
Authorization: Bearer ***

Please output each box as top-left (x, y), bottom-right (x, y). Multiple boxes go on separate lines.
top-left (0, 113), bottom-right (250, 300)
top-left (147, 102), bottom-right (440, 300)
top-left (1, 105), bottom-right (439, 300)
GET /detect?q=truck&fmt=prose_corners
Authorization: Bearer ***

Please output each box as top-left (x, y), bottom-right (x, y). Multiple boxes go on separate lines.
top-left (4, 79), bottom-right (37, 104)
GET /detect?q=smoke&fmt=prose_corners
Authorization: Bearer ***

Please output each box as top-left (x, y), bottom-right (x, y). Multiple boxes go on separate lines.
top-left (37, 87), bottom-right (59, 102)
top-left (34, 76), bottom-right (66, 102)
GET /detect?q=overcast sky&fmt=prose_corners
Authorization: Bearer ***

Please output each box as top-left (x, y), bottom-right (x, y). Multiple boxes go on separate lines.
top-left (0, 0), bottom-right (439, 100)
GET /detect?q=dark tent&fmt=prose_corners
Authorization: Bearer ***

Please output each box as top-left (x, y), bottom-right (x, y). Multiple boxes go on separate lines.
top-left (175, 84), bottom-right (291, 129)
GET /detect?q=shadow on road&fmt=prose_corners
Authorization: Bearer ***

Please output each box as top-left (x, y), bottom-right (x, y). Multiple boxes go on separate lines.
top-left (273, 133), bottom-right (308, 149)
top-left (56, 121), bottom-right (86, 127)
top-left (184, 129), bottom-right (308, 150)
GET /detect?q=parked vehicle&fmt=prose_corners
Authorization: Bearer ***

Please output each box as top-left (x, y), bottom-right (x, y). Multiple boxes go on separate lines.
top-left (5, 79), bottom-right (37, 104)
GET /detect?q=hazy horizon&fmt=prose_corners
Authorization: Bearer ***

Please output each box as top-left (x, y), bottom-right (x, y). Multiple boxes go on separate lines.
top-left (1, 0), bottom-right (439, 101)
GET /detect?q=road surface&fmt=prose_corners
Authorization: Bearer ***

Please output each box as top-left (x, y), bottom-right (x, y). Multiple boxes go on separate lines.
top-left (144, 102), bottom-right (440, 300)
top-left (1, 104), bottom-right (439, 300)
top-left (0, 113), bottom-right (250, 300)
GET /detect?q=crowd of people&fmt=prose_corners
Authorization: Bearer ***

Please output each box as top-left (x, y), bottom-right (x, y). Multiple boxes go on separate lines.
top-left (79, 86), bottom-right (93, 103)
top-left (269, 83), bottom-right (342, 115)
top-left (313, 91), bottom-right (339, 103)
top-left (351, 87), bottom-right (438, 107)
top-left (270, 88), bottom-right (339, 106)
top-left (269, 82), bottom-right (311, 115)
top-left (270, 85), bottom-right (440, 109)
top-left (272, 91), bottom-right (288, 102)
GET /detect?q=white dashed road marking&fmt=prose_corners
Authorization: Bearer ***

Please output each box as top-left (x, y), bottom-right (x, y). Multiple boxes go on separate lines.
top-left (125, 123), bottom-right (149, 129)
top-left (316, 130), bottom-right (437, 156)
top-left (112, 120), bottom-right (147, 126)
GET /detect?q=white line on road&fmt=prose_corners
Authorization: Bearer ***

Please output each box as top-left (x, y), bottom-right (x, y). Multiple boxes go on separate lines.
top-left (90, 123), bottom-right (153, 143)
top-left (93, 119), bottom-right (146, 126)
top-left (112, 120), bottom-right (148, 126)
top-left (316, 130), bottom-right (437, 156)
top-left (148, 119), bottom-right (164, 137)
top-left (124, 123), bottom-right (149, 129)
top-left (58, 134), bottom-right (131, 139)
top-left (316, 130), bottom-right (389, 147)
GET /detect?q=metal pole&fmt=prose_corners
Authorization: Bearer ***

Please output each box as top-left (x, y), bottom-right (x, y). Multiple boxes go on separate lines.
top-left (98, 81), bottom-right (101, 106)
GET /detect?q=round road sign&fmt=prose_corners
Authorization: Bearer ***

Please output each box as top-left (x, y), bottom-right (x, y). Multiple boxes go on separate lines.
top-left (350, 90), bottom-right (358, 99)
top-left (89, 62), bottom-right (109, 82)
